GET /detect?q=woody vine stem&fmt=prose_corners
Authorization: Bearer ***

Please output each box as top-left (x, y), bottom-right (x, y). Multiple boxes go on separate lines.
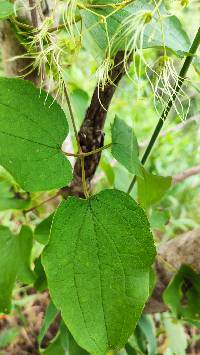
top-left (128, 26), bottom-right (200, 194)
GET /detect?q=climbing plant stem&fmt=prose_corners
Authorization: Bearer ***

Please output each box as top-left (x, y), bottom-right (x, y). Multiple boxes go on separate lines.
top-left (127, 26), bottom-right (200, 194)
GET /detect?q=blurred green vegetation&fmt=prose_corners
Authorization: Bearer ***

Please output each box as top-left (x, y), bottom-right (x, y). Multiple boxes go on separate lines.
top-left (0, 1), bottom-right (200, 354)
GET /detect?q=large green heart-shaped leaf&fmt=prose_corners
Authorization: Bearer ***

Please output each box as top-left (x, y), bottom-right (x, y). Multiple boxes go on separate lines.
top-left (0, 77), bottom-right (72, 192)
top-left (82, 0), bottom-right (190, 57)
top-left (42, 189), bottom-right (156, 354)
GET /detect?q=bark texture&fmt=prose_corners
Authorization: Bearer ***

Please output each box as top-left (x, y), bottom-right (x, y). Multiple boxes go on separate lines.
top-left (62, 51), bottom-right (127, 197)
top-left (0, 21), bottom-right (39, 84)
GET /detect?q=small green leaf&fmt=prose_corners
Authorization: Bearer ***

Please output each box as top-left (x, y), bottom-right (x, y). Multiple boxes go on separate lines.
top-left (111, 116), bottom-right (142, 177)
top-left (42, 189), bottom-right (155, 354)
top-left (149, 209), bottom-right (170, 231)
top-left (34, 257), bottom-right (48, 292)
top-left (40, 335), bottom-right (66, 355)
top-left (38, 301), bottom-right (58, 346)
top-left (17, 226), bottom-right (36, 284)
top-left (0, 0), bottom-right (13, 20)
top-left (163, 265), bottom-right (200, 321)
top-left (163, 312), bottom-right (187, 355)
top-left (0, 225), bottom-right (35, 313)
top-left (34, 214), bottom-right (54, 245)
top-left (40, 322), bottom-right (68, 355)
top-left (0, 180), bottom-right (30, 211)
top-left (0, 77), bottom-right (72, 192)
top-left (137, 167), bottom-right (172, 209)
top-left (0, 226), bottom-right (20, 313)
top-left (125, 343), bottom-right (138, 355)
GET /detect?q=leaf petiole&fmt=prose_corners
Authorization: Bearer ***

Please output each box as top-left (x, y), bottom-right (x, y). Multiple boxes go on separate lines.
top-left (63, 143), bottom-right (112, 158)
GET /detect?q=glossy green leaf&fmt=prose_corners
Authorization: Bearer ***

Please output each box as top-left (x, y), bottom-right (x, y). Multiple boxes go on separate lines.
top-left (68, 330), bottom-right (89, 355)
top-left (82, 0), bottom-right (190, 57)
top-left (38, 301), bottom-right (58, 346)
top-left (34, 214), bottom-right (54, 245)
top-left (137, 167), bottom-right (172, 209)
top-left (0, 77), bottom-right (72, 192)
top-left (163, 265), bottom-right (200, 321)
top-left (17, 226), bottom-right (36, 284)
top-left (0, 0), bottom-right (13, 20)
top-left (0, 226), bottom-right (20, 313)
top-left (42, 189), bottom-right (155, 354)
top-left (111, 116), bottom-right (142, 177)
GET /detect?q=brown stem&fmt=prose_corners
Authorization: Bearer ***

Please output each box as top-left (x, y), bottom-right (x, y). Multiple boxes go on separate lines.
top-left (61, 51), bottom-right (128, 197)
top-left (0, 21), bottom-right (39, 83)
top-left (28, 0), bottom-right (39, 28)
top-left (173, 165), bottom-right (200, 184)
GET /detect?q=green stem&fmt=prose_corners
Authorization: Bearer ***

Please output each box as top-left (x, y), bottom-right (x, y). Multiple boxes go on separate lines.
top-left (63, 143), bottom-right (112, 158)
top-left (64, 87), bottom-right (89, 198)
top-left (82, 143), bottom-right (112, 156)
top-left (64, 87), bottom-right (80, 150)
top-left (127, 26), bottom-right (200, 194)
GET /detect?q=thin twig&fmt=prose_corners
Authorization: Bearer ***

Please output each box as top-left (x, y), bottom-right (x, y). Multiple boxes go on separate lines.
top-left (173, 165), bottom-right (200, 185)
top-left (24, 192), bottom-right (61, 214)
top-left (28, 0), bottom-right (39, 28)
top-left (64, 86), bottom-right (89, 198)
top-left (63, 143), bottom-right (112, 157)
top-left (128, 26), bottom-right (200, 194)
top-left (64, 87), bottom-right (80, 150)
